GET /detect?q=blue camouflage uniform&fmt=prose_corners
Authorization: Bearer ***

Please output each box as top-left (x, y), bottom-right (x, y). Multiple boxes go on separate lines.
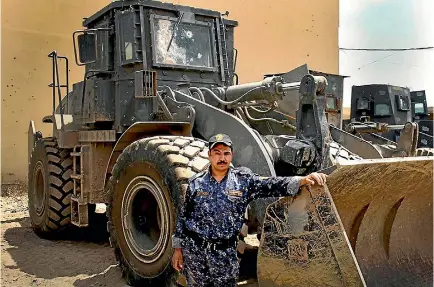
top-left (172, 165), bottom-right (302, 286)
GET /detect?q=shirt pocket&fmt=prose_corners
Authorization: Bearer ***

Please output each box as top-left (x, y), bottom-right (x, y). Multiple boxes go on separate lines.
top-left (226, 190), bottom-right (244, 203)
top-left (192, 190), bottom-right (210, 204)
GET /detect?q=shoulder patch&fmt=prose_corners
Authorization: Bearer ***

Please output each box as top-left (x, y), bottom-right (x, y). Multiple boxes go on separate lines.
top-left (233, 166), bottom-right (253, 176)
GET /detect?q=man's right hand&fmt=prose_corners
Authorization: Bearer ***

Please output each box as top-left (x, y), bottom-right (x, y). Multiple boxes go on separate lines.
top-left (301, 172), bottom-right (327, 186)
top-left (172, 248), bottom-right (183, 271)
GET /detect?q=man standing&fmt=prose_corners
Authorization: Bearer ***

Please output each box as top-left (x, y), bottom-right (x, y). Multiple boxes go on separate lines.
top-left (172, 133), bottom-right (327, 286)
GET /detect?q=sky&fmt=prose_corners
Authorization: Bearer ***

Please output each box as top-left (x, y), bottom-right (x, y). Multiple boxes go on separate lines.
top-left (339, 0), bottom-right (434, 107)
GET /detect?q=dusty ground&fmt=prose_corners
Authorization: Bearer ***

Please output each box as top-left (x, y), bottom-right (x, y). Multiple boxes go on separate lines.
top-left (1, 184), bottom-right (258, 287)
top-left (1, 183), bottom-right (128, 287)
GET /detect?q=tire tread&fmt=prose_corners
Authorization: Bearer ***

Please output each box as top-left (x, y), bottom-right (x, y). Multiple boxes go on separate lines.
top-left (106, 136), bottom-right (209, 286)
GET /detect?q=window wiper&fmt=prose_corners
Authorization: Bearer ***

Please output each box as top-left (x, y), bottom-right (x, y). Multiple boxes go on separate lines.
top-left (167, 12), bottom-right (184, 51)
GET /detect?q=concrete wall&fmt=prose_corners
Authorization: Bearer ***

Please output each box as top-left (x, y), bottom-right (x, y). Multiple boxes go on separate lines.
top-left (1, 0), bottom-right (339, 183)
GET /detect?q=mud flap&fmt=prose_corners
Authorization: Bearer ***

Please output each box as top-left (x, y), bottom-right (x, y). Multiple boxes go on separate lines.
top-left (257, 156), bottom-right (433, 287)
top-left (257, 185), bottom-right (366, 287)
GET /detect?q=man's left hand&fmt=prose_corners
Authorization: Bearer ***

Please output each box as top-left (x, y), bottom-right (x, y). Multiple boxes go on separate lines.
top-left (172, 248), bottom-right (184, 271)
top-left (301, 172), bottom-right (327, 186)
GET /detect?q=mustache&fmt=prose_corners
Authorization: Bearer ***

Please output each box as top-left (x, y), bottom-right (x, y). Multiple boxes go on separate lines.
top-left (217, 160), bottom-right (227, 164)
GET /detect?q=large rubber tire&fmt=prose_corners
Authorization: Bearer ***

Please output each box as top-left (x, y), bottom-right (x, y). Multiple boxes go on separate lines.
top-left (106, 136), bottom-right (210, 286)
top-left (28, 137), bottom-right (73, 237)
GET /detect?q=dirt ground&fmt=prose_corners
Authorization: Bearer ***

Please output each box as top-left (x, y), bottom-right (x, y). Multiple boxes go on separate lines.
top-left (1, 183), bottom-right (129, 287)
top-left (1, 183), bottom-right (258, 287)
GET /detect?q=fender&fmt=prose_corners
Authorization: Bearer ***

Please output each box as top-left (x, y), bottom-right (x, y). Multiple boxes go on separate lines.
top-left (28, 120), bottom-right (42, 164)
top-left (174, 90), bottom-right (276, 177)
top-left (103, 121), bottom-right (192, 190)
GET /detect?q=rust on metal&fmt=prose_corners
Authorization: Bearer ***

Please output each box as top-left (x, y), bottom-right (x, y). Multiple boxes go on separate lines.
top-left (56, 131), bottom-right (79, 149)
top-left (78, 130), bottom-right (117, 142)
top-left (257, 156), bottom-right (433, 287)
top-left (257, 185), bottom-right (366, 287)
top-left (86, 143), bottom-right (113, 203)
top-left (394, 122), bottom-right (418, 156)
top-left (326, 156), bottom-right (433, 286)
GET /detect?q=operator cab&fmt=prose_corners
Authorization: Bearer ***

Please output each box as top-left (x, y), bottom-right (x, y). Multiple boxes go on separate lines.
top-left (58, 0), bottom-right (238, 133)
top-left (351, 85), bottom-right (411, 124)
top-left (410, 90), bottom-right (429, 121)
top-left (75, 1), bottom-right (237, 85)
top-left (350, 84), bottom-right (412, 142)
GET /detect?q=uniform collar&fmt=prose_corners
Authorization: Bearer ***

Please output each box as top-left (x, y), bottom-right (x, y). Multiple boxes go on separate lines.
top-left (205, 165), bottom-right (234, 183)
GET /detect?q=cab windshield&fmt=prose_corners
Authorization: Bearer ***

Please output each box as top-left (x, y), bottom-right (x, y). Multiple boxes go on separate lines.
top-left (374, 103), bottom-right (391, 116)
top-left (326, 97), bottom-right (337, 110)
top-left (152, 18), bottom-right (214, 69)
top-left (357, 98), bottom-right (369, 110)
top-left (414, 103), bottom-right (426, 114)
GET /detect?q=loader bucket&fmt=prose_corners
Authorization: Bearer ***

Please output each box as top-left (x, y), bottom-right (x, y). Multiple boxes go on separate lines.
top-left (257, 156), bottom-right (433, 287)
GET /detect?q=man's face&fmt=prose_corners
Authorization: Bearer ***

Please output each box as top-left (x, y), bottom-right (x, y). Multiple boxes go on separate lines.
top-left (208, 143), bottom-right (233, 173)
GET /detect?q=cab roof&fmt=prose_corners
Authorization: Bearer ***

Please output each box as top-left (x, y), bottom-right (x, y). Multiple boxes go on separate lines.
top-left (83, 0), bottom-right (238, 27)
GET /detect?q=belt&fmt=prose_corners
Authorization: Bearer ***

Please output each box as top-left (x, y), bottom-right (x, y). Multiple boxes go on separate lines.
top-left (183, 229), bottom-right (238, 251)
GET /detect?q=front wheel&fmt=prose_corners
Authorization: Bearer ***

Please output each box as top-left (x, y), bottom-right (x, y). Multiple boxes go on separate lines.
top-left (106, 136), bottom-right (210, 286)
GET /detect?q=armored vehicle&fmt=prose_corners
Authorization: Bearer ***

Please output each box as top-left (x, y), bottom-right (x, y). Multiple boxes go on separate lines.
top-left (343, 85), bottom-right (432, 150)
top-left (410, 90), bottom-right (433, 148)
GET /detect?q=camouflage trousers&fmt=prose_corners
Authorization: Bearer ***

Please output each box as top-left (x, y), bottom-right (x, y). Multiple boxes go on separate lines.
top-left (181, 237), bottom-right (239, 287)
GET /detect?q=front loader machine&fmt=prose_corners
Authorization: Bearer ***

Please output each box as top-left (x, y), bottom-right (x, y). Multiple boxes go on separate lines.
top-left (410, 90), bottom-right (433, 148)
top-left (347, 85), bottom-right (433, 149)
top-left (27, 1), bottom-right (433, 286)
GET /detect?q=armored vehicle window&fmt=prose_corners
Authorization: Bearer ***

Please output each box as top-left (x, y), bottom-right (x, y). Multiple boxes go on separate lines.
top-left (414, 103), bottom-right (426, 114)
top-left (326, 97), bottom-right (337, 110)
top-left (125, 42), bottom-right (133, 60)
top-left (151, 17), bottom-right (214, 69)
top-left (395, 94), bottom-right (410, 111)
top-left (356, 98), bottom-right (369, 110)
top-left (116, 10), bottom-right (140, 65)
top-left (374, 103), bottom-right (391, 116)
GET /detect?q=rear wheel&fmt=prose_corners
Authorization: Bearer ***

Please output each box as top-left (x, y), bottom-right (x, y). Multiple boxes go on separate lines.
top-left (106, 136), bottom-right (210, 286)
top-left (28, 137), bottom-right (73, 237)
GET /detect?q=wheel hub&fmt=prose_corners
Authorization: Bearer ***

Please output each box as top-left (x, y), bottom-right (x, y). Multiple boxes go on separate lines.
top-left (121, 176), bottom-right (170, 264)
top-left (32, 161), bottom-right (46, 216)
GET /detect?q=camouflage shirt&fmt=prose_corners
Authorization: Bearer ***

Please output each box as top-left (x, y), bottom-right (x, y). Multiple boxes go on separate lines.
top-left (172, 166), bottom-right (302, 248)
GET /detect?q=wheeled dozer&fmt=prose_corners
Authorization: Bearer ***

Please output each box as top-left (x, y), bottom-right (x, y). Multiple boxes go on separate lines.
top-left (28, 1), bottom-right (433, 286)
top-left (342, 84), bottom-right (433, 154)
top-left (410, 90), bottom-right (433, 149)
